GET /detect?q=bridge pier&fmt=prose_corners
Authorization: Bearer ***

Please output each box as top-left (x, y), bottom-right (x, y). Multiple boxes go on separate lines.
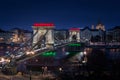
top-left (45, 29), bottom-right (54, 48)
top-left (32, 23), bottom-right (55, 49)
top-left (69, 28), bottom-right (80, 42)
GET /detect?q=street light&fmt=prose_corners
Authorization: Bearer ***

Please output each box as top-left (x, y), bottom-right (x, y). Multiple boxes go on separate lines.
top-left (59, 67), bottom-right (62, 72)
top-left (29, 70), bottom-right (32, 80)
top-left (83, 51), bottom-right (87, 55)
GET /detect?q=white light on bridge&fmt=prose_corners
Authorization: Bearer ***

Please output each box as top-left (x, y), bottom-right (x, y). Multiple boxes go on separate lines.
top-left (83, 51), bottom-right (87, 55)
top-left (26, 51), bottom-right (35, 55)
top-left (0, 58), bottom-right (10, 63)
top-left (0, 58), bottom-right (5, 62)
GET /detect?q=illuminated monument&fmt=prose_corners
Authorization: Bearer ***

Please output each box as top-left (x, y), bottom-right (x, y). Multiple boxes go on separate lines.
top-left (69, 28), bottom-right (80, 42)
top-left (32, 23), bottom-right (55, 48)
top-left (96, 21), bottom-right (105, 31)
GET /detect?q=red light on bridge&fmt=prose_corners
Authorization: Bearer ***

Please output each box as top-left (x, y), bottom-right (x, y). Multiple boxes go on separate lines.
top-left (33, 23), bottom-right (55, 27)
top-left (69, 28), bottom-right (80, 31)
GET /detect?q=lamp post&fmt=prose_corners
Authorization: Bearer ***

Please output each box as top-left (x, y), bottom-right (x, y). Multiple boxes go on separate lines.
top-left (30, 70), bottom-right (32, 80)
top-left (104, 31), bottom-right (107, 45)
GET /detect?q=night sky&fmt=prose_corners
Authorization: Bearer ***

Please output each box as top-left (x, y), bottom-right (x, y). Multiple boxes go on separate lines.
top-left (0, 0), bottom-right (120, 31)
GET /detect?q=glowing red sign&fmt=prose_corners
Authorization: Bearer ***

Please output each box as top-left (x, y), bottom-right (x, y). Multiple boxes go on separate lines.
top-left (69, 28), bottom-right (80, 31)
top-left (33, 23), bottom-right (54, 27)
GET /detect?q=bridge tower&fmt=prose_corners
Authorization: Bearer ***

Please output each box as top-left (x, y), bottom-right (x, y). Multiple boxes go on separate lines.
top-left (32, 23), bottom-right (55, 48)
top-left (69, 28), bottom-right (80, 42)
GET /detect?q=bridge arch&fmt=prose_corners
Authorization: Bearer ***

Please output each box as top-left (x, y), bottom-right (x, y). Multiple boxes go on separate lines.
top-left (72, 34), bottom-right (77, 41)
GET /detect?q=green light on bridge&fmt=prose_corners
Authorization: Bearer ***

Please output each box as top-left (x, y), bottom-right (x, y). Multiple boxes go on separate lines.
top-left (41, 51), bottom-right (56, 57)
top-left (68, 43), bottom-right (81, 46)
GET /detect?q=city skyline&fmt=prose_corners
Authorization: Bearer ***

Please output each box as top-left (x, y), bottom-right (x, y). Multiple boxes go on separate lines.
top-left (0, 0), bottom-right (120, 30)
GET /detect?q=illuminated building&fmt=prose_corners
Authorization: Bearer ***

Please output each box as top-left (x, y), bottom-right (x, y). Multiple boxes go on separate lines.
top-left (0, 29), bottom-right (13, 43)
top-left (96, 21), bottom-right (105, 31)
top-left (107, 26), bottom-right (120, 42)
top-left (80, 27), bottom-right (104, 42)
top-left (80, 27), bottom-right (92, 42)
top-left (11, 28), bottom-right (32, 43)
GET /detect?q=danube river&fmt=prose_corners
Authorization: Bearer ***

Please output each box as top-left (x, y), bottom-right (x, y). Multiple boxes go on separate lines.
top-left (0, 43), bottom-right (120, 80)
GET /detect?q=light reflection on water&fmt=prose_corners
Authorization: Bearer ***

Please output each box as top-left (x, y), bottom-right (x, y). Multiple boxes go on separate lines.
top-left (0, 46), bottom-right (120, 61)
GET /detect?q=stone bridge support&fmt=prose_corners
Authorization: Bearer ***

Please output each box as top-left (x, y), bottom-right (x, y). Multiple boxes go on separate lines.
top-left (32, 23), bottom-right (55, 48)
top-left (69, 28), bottom-right (80, 42)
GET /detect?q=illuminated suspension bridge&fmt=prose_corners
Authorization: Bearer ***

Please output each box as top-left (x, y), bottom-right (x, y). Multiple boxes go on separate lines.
top-left (0, 23), bottom-right (82, 74)
top-left (0, 23), bottom-right (120, 75)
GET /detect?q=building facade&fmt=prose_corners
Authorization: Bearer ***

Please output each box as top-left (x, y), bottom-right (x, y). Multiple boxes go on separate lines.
top-left (0, 28), bottom-right (32, 44)
top-left (80, 27), bottom-right (105, 42)
top-left (0, 29), bottom-right (13, 43)
top-left (106, 26), bottom-right (120, 42)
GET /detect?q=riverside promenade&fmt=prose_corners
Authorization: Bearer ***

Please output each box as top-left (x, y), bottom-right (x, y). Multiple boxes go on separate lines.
top-left (0, 71), bottom-right (56, 80)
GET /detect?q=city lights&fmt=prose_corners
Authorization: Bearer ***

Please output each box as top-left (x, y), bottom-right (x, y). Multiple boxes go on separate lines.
top-left (0, 0), bottom-right (120, 79)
